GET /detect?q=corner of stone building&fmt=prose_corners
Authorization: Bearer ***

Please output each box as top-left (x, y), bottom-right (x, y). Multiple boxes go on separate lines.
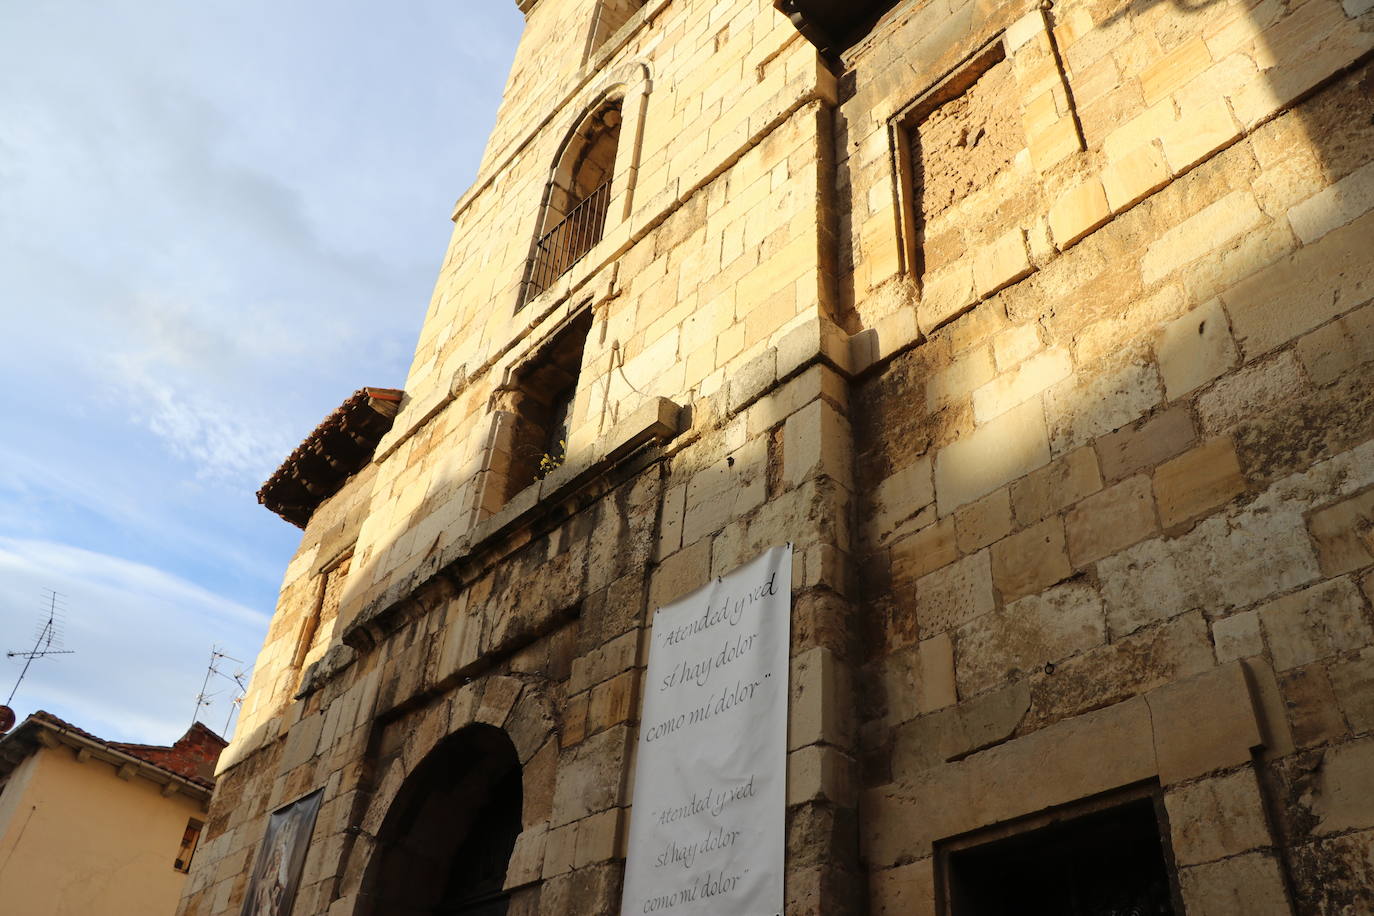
top-left (182, 1), bottom-right (1374, 914)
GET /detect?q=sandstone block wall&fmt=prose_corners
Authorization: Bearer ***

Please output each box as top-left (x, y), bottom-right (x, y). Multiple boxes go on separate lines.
top-left (181, 0), bottom-right (1374, 912)
top-left (843, 0), bottom-right (1374, 909)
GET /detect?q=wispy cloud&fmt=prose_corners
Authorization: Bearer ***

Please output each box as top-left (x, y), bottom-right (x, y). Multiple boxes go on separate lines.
top-left (0, 538), bottom-right (269, 744)
top-left (106, 296), bottom-right (304, 484)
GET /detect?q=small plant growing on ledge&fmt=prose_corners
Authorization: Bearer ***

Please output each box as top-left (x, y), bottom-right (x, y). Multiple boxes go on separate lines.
top-left (537, 439), bottom-right (567, 479)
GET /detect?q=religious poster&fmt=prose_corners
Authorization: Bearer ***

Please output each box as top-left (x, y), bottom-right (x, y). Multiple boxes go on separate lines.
top-left (621, 544), bottom-right (792, 916)
top-left (240, 789), bottom-right (323, 916)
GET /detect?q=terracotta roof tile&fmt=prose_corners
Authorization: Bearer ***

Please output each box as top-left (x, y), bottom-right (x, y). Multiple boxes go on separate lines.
top-left (258, 387), bottom-right (403, 528)
top-left (11, 711), bottom-right (226, 789)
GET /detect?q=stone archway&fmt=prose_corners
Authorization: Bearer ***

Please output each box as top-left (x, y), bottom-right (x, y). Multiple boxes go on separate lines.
top-left (349, 678), bottom-right (560, 916)
top-left (356, 723), bottom-right (522, 916)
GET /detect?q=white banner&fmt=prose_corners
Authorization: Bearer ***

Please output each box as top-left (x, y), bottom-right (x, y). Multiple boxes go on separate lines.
top-left (620, 545), bottom-right (792, 916)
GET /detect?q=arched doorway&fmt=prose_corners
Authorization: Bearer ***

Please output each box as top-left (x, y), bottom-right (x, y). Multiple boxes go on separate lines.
top-left (357, 724), bottom-right (524, 916)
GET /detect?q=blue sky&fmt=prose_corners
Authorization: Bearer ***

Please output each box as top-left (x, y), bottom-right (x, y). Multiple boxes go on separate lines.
top-left (0, 0), bottom-right (524, 743)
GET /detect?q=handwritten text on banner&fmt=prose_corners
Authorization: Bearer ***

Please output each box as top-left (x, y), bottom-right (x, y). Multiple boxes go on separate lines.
top-left (621, 545), bottom-right (791, 916)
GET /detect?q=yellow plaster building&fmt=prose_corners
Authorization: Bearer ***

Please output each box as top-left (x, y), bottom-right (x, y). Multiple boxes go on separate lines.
top-left (0, 712), bottom-right (225, 916)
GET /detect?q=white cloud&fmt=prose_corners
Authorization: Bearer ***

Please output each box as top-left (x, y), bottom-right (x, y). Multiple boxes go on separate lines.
top-left (0, 538), bottom-right (269, 745)
top-left (0, 438), bottom-right (291, 590)
top-left (106, 297), bottom-right (302, 485)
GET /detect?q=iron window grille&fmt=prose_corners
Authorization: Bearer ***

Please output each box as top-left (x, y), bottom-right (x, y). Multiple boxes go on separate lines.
top-left (522, 180), bottom-right (612, 305)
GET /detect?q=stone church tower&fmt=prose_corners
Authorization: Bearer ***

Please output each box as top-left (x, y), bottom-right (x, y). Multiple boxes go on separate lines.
top-left (181, 0), bottom-right (1374, 912)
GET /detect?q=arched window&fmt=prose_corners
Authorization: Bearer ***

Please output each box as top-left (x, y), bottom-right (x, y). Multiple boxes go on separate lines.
top-left (357, 725), bottom-right (523, 916)
top-left (522, 101), bottom-right (623, 307)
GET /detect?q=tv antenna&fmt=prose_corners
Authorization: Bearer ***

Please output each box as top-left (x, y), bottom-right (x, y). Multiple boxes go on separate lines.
top-left (221, 664), bottom-right (250, 735)
top-left (191, 646), bottom-right (249, 732)
top-left (6, 589), bottom-right (75, 707)
top-left (223, 684), bottom-right (247, 735)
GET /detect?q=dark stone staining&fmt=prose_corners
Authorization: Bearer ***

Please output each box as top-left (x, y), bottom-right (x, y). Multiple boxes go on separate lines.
top-left (852, 336), bottom-right (965, 487)
top-left (1289, 833), bottom-right (1374, 916)
top-left (1233, 368), bottom-right (1374, 487)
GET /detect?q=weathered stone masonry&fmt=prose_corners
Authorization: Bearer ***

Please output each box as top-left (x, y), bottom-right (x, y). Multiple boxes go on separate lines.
top-left (182, 0), bottom-right (1374, 913)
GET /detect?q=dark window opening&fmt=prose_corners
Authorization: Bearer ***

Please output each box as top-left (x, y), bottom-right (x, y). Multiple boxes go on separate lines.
top-left (174, 818), bottom-right (204, 873)
top-left (501, 310), bottom-right (593, 501)
top-left (436, 763), bottom-right (522, 916)
top-left (942, 794), bottom-right (1178, 916)
top-left (522, 104), bottom-right (622, 306)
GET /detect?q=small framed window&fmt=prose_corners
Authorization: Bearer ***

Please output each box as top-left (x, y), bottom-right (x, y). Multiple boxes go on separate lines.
top-left (587, 0), bottom-right (647, 57)
top-left (892, 38), bottom-right (1016, 283)
top-left (293, 550), bottom-right (352, 675)
top-left (174, 818), bottom-right (204, 873)
top-left (937, 787), bottom-right (1182, 915)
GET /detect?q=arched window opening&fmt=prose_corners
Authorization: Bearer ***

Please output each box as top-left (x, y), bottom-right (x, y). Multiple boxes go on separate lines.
top-left (358, 725), bottom-right (523, 916)
top-left (522, 102), bottom-right (623, 306)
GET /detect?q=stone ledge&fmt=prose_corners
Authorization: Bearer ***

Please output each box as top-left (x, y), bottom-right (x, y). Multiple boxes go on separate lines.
top-left (862, 660), bottom-right (1266, 867)
top-left (472, 396), bottom-right (681, 545)
top-left (295, 643), bottom-right (358, 700)
top-left (342, 398), bottom-right (684, 654)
